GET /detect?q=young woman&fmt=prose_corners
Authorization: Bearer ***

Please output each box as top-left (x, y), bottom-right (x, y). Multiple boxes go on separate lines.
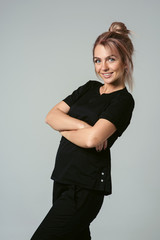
top-left (31, 22), bottom-right (135, 240)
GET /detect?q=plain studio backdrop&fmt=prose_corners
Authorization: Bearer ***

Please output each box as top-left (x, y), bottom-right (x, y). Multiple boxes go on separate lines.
top-left (0, 0), bottom-right (160, 239)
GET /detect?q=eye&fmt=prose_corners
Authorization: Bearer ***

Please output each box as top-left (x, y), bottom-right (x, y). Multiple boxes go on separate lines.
top-left (94, 59), bottom-right (101, 64)
top-left (108, 57), bottom-right (116, 62)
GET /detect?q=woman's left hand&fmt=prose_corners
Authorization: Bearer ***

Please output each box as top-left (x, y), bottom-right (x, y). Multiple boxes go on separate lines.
top-left (95, 139), bottom-right (108, 152)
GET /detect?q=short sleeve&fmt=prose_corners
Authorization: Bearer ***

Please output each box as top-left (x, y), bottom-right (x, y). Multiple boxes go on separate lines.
top-left (63, 81), bottom-right (91, 107)
top-left (99, 93), bottom-right (135, 136)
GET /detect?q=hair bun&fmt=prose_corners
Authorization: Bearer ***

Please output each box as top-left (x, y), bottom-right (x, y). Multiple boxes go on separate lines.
top-left (109, 22), bottom-right (130, 35)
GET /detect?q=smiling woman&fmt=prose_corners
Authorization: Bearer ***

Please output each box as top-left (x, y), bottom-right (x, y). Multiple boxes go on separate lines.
top-left (30, 22), bottom-right (135, 240)
top-left (93, 22), bottom-right (134, 90)
top-left (94, 45), bottom-right (125, 94)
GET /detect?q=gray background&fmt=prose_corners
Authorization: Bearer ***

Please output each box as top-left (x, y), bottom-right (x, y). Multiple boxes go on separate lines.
top-left (1, 0), bottom-right (160, 239)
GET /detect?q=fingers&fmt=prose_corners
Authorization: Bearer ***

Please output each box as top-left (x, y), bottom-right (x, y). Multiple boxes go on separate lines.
top-left (95, 139), bottom-right (108, 152)
top-left (103, 139), bottom-right (108, 150)
top-left (96, 143), bottom-right (103, 152)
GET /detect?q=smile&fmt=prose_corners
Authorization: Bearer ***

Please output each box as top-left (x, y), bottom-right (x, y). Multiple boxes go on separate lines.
top-left (102, 72), bottom-right (113, 78)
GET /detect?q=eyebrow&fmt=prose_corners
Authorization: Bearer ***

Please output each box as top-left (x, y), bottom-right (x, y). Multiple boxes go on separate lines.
top-left (93, 55), bottom-right (117, 60)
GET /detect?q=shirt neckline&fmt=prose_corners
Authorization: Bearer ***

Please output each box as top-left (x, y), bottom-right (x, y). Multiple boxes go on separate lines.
top-left (97, 84), bottom-right (126, 96)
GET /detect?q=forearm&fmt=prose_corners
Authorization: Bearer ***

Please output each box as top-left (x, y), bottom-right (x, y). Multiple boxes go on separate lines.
top-left (61, 127), bottom-right (104, 148)
top-left (45, 108), bottom-right (90, 131)
top-left (61, 118), bottom-right (116, 148)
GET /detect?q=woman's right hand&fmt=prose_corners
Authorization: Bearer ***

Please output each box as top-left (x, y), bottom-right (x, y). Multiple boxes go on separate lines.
top-left (95, 139), bottom-right (108, 152)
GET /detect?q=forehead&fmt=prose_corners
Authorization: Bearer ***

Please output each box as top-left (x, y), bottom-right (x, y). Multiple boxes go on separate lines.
top-left (94, 44), bottom-right (120, 58)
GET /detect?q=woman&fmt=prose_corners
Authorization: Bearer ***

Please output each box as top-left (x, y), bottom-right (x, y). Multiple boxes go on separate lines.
top-left (31, 22), bottom-right (135, 240)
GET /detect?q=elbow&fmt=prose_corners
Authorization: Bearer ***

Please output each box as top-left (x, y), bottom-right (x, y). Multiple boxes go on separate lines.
top-left (45, 117), bottom-right (48, 124)
top-left (45, 112), bottom-right (58, 131)
top-left (45, 114), bottom-right (52, 125)
top-left (45, 107), bottom-right (59, 125)
top-left (45, 115), bottom-right (49, 124)
top-left (86, 136), bottom-right (99, 148)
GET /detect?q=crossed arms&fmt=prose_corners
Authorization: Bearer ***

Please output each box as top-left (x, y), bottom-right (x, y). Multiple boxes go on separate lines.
top-left (45, 101), bottom-right (116, 151)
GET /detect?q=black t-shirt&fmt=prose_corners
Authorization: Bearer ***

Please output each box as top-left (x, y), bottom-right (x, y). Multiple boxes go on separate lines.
top-left (51, 80), bottom-right (135, 195)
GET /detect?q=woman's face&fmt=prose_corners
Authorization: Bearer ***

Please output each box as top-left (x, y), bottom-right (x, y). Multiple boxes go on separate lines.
top-left (93, 44), bottom-right (125, 86)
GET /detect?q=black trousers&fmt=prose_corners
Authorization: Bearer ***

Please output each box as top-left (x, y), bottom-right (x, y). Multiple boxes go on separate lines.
top-left (30, 182), bottom-right (104, 240)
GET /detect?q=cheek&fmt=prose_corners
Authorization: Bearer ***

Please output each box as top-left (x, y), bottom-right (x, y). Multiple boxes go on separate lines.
top-left (114, 63), bottom-right (124, 73)
top-left (95, 65), bottom-right (100, 73)
top-left (119, 65), bottom-right (125, 75)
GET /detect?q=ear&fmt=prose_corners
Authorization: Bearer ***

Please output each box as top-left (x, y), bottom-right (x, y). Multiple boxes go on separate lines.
top-left (124, 63), bottom-right (128, 72)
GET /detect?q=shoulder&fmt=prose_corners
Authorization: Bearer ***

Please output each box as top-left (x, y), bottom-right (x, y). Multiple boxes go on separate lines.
top-left (75, 80), bottom-right (102, 93)
top-left (86, 80), bottom-right (102, 88)
top-left (112, 88), bottom-right (135, 108)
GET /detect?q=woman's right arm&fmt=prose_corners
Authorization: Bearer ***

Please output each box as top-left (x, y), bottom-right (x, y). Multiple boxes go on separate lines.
top-left (45, 101), bottom-right (90, 131)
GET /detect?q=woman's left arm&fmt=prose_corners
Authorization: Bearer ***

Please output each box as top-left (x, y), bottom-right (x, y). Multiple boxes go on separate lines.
top-left (61, 119), bottom-right (116, 148)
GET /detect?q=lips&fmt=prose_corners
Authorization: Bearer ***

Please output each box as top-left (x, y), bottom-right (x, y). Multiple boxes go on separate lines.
top-left (102, 72), bottom-right (113, 78)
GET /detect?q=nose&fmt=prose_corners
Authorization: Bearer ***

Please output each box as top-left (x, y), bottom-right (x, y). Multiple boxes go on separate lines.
top-left (101, 61), bottom-right (109, 71)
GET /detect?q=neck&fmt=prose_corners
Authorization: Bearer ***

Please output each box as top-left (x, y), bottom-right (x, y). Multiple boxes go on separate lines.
top-left (101, 82), bottom-right (125, 94)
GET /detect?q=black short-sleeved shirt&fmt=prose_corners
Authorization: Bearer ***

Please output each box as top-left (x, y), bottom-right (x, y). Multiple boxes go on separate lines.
top-left (51, 80), bottom-right (135, 195)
